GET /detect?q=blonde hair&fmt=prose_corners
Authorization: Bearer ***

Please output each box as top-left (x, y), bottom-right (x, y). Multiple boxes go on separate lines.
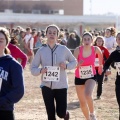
top-left (69, 32), bottom-right (75, 38)
top-left (58, 32), bottom-right (64, 39)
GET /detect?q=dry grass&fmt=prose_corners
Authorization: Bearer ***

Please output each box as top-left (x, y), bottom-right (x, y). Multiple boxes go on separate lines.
top-left (15, 65), bottom-right (119, 120)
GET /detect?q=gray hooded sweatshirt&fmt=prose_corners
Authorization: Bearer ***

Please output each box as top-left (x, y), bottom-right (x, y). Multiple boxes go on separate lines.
top-left (30, 44), bottom-right (77, 89)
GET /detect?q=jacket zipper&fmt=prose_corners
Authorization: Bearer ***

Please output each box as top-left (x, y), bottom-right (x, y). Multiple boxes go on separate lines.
top-left (48, 44), bottom-right (58, 89)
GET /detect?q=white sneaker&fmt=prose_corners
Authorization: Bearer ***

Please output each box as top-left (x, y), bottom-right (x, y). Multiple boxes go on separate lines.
top-left (90, 113), bottom-right (97, 120)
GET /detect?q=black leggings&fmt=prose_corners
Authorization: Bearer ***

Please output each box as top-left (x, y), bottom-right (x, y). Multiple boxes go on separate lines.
top-left (116, 85), bottom-right (120, 120)
top-left (0, 110), bottom-right (14, 120)
top-left (96, 70), bottom-right (104, 97)
top-left (41, 86), bottom-right (67, 120)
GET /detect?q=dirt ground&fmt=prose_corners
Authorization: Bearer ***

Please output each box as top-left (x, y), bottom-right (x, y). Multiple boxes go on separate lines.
top-left (15, 65), bottom-right (119, 120)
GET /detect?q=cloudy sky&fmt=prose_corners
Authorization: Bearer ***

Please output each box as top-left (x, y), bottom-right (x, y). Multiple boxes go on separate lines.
top-left (84, 0), bottom-right (120, 15)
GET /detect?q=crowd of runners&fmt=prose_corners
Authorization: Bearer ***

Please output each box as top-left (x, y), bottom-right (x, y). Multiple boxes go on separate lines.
top-left (0, 24), bottom-right (120, 120)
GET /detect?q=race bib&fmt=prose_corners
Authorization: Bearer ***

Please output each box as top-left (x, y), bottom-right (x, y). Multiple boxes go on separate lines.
top-left (115, 62), bottom-right (120, 75)
top-left (79, 65), bottom-right (94, 79)
top-left (0, 78), bottom-right (2, 91)
top-left (43, 66), bottom-right (60, 82)
top-left (94, 58), bottom-right (99, 67)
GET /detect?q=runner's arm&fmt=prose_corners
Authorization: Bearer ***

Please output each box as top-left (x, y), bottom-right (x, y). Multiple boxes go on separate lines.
top-left (103, 52), bottom-right (114, 72)
top-left (30, 49), bottom-right (42, 76)
top-left (65, 47), bottom-right (77, 70)
top-left (95, 46), bottom-right (103, 66)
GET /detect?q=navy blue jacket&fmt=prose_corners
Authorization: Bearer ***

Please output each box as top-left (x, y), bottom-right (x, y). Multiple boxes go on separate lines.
top-left (0, 55), bottom-right (24, 111)
top-left (104, 49), bottom-right (120, 85)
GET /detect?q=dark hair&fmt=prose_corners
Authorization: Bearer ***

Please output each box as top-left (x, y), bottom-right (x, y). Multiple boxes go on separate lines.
top-left (37, 31), bottom-right (41, 36)
top-left (65, 32), bottom-right (69, 36)
top-left (45, 24), bottom-right (60, 36)
top-left (60, 28), bottom-right (64, 31)
top-left (0, 27), bottom-right (10, 54)
top-left (31, 31), bottom-right (36, 35)
top-left (10, 37), bottom-right (18, 45)
top-left (82, 32), bottom-right (93, 40)
top-left (69, 32), bottom-right (75, 39)
top-left (116, 32), bottom-right (120, 38)
top-left (26, 27), bottom-right (31, 31)
top-left (4, 47), bottom-right (10, 54)
top-left (32, 28), bottom-right (37, 32)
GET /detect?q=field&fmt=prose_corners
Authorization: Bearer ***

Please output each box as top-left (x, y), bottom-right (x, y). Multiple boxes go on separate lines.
top-left (15, 65), bottom-right (119, 120)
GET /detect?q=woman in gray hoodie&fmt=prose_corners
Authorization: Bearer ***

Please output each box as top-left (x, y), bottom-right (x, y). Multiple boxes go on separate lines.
top-left (30, 24), bottom-right (77, 120)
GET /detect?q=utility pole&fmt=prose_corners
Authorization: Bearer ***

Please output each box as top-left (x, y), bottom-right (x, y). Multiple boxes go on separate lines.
top-left (90, 0), bottom-right (92, 15)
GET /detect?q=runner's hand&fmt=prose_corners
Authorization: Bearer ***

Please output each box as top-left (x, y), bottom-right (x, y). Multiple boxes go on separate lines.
top-left (77, 60), bottom-right (84, 67)
top-left (98, 65), bottom-right (103, 75)
top-left (105, 69), bottom-right (111, 76)
top-left (40, 68), bottom-right (47, 74)
top-left (59, 62), bottom-right (66, 69)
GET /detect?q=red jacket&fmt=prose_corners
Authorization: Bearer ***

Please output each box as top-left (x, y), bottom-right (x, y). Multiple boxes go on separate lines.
top-left (95, 46), bottom-right (110, 69)
top-left (8, 43), bottom-right (28, 69)
top-left (33, 35), bottom-right (37, 47)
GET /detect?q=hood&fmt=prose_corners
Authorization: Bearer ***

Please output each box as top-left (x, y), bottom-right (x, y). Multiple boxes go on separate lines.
top-left (0, 54), bottom-right (13, 61)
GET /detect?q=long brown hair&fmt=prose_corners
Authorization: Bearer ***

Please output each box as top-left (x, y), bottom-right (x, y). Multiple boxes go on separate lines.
top-left (106, 27), bottom-right (116, 37)
top-left (0, 27), bottom-right (11, 54)
top-left (93, 36), bottom-right (105, 46)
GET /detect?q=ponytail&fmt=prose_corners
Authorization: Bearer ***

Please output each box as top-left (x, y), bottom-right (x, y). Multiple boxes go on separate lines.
top-left (4, 47), bottom-right (10, 54)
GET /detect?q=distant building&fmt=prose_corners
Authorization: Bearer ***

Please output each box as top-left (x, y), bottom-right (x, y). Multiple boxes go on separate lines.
top-left (0, 0), bottom-right (83, 16)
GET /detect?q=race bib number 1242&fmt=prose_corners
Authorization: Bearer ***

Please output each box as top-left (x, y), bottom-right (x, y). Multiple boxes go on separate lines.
top-left (43, 66), bottom-right (60, 82)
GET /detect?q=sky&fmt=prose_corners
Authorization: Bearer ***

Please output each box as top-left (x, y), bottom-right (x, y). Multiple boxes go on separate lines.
top-left (84, 0), bottom-right (120, 15)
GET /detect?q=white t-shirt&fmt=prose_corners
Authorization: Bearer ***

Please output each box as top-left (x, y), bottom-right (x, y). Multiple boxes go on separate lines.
top-left (24, 34), bottom-right (33, 50)
top-left (24, 34), bottom-right (32, 43)
top-left (104, 36), bottom-right (117, 53)
top-left (29, 38), bottom-right (34, 50)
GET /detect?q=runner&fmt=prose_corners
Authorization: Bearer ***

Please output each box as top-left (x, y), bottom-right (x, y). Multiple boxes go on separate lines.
top-left (8, 37), bottom-right (27, 69)
top-left (0, 27), bottom-right (24, 120)
top-left (94, 36), bottom-right (110, 99)
top-left (104, 32), bottom-right (120, 120)
top-left (30, 24), bottom-right (77, 120)
top-left (24, 31), bottom-right (35, 65)
top-left (74, 32), bottom-right (103, 120)
top-left (104, 27), bottom-right (117, 53)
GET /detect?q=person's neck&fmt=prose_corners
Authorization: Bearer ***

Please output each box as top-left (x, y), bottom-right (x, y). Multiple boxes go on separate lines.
top-left (83, 45), bottom-right (92, 50)
top-left (117, 45), bottom-right (120, 48)
top-left (48, 42), bottom-right (57, 49)
top-left (106, 36), bottom-right (111, 38)
top-left (0, 52), bottom-right (5, 57)
top-left (98, 45), bottom-right (102, 47)
top-left (27, 32), bottom-right (30, 35)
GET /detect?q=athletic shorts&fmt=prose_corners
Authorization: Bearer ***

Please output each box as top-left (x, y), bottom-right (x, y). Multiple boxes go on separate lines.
top-left (75, 76), bottom-right (96, 85)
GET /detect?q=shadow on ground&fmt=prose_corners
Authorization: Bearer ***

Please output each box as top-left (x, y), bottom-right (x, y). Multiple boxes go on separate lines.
top-left (67, 101), bottom-right (80, 110)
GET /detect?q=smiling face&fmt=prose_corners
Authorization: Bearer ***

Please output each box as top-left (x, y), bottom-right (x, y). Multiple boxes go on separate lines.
top-left (96, 38), bottom-right (104, 46)
top-left (46, 27), bottom-right (58, 43)
top-left (82, 34), bottom-right (93, 46)
top-left (0, 32), bottom-right (7, 54)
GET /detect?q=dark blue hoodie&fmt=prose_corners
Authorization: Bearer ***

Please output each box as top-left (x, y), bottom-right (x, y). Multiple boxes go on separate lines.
top-left (0, 55), bottom-right (24, 111)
